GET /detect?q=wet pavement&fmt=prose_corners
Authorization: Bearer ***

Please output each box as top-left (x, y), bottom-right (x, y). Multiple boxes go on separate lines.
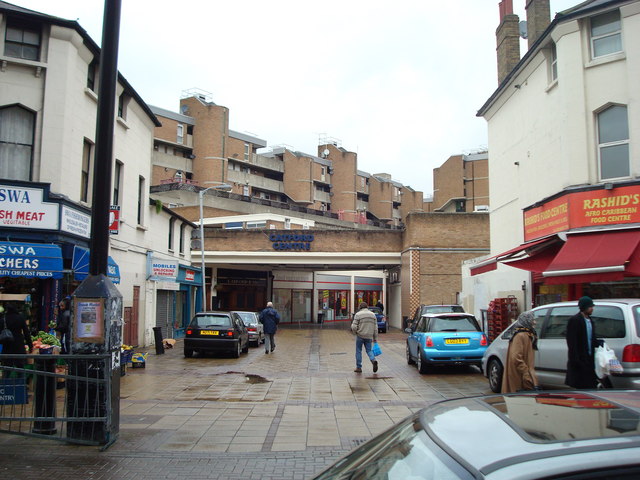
top-left (0, 324), bottom-right (491, 479)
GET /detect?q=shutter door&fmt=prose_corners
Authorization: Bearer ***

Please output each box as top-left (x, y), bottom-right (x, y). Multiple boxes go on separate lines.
top-left (155, 290), bottom-right (173, 339)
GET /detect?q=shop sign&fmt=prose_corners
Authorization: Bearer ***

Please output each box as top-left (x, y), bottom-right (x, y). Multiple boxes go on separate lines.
top-left (524, 184), bottom-right (640, 241)
top-left (0, 242), bottom-right (63, 279)
top-left (269, 233), bottom-right (314, 251)
top-left (149, 258), bottom-right (179, 280)
top-left (185, 269), bottom-right (195, 282)
top-left (61, 206), bottom-right (91, 238)
top-left (109, 205), bottom-right (120, 235)
top-left (0, 184), bottom-right (59, 230)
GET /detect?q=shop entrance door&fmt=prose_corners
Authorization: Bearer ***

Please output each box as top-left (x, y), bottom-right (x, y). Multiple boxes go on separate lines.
top-left (291, 289), bottom-right (311, 323)
top-left (156, 290), bottom-right (173, 339)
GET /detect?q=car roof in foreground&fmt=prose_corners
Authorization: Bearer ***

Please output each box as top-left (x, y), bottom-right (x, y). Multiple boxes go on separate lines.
top-left (535, 298), bottom-right (640, 309)
top-left (424, 390), bottom-right (640, 477)
top-left (420, 312), bottom-right (476, 319)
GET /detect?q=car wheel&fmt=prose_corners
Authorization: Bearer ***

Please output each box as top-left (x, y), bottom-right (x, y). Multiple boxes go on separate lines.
top-left (417, 350), bottom-right (429, 374)
top-left (242, 339), bottom-right (249, 354)
top-left (233, 341), bottom-right (241, 358)
top-left (488, 358), bottom-right (503, 393)
top-left (406, 343), bottom-right (415, 365)
top-left (383, 326), bottom-right (388, 333)
top-left (184, 348), bottom-right (193, 358)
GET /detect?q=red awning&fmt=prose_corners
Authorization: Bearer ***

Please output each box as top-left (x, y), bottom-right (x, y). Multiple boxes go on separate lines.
top-left (470, 237), bottom-right (557, 276)
top-left (503, 242), bottom-right (563, 273)
top-left (543, 230), bottom-right (640, 285)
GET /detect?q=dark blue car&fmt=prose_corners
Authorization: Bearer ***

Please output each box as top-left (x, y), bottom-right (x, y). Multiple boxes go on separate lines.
top-left (369, 307), bottom-right (388, 333)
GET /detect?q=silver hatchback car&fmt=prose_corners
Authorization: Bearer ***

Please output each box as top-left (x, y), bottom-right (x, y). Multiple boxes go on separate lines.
top-left (482, 299), bottom-right (640, 392)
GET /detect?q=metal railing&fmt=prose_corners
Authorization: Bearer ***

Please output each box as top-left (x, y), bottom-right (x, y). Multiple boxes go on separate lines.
top-left (0, 353), bottom-right (116, 448)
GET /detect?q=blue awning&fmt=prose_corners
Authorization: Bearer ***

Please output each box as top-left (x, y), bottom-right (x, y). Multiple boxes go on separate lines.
top-left (0, 242), bottom-right (64, 279)
top-left (72, 246), bottom-right (120, 284)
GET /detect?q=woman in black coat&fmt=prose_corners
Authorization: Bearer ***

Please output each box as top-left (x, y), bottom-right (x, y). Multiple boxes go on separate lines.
top-left (1, 303), bottom-right (33, 378)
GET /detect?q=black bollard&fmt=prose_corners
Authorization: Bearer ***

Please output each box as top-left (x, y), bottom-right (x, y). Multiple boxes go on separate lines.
top-left (32, 356), bottom-right (57, 435)
top-left (152, 327), bottom-right (164, 355)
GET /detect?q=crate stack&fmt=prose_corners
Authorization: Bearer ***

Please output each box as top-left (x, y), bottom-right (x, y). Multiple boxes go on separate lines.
top-left (487, 297), bottom-right (519, 341)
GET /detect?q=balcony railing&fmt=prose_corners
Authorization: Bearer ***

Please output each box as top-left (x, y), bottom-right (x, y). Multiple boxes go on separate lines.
top-left (227, 170), bottom-right (284, 192)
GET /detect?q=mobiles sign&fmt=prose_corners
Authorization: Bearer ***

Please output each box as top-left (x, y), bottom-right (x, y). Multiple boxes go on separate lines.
top-left (270, 233), bottom-right (314, 251)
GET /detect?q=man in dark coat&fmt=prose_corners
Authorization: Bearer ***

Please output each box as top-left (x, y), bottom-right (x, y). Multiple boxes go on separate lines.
top-left (565, 296), bottom-right (600, 388)
top-left (259, 301), bottom-right (280, 354)
top-left (1, 303), bottom-right (33, 378)
top-left (55, 297), bottom-right (71, 354)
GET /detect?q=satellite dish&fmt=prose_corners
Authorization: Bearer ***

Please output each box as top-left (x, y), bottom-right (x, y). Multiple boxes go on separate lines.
top-left (519, 20), bottom-right (528, 39)
top-left (322, 148), bottom-right (330, 157)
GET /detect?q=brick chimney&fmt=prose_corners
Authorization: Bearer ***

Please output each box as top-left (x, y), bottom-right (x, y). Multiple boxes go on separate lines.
top-left (525, 0), bottom-right (550, 49)
top-left (496, 0), bottom-right (520, 84)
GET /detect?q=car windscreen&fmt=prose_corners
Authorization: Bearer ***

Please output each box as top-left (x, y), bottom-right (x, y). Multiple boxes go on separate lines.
top-left (369, 307), bottom-right (383, 315)
top-left (424, 305), bottom-right (464, 314)
top-left (235, 312), bottom-right (256, 324)
top-left (428, 316), bottom-right (480, 332)
top-left (191, 315), bottom-right (231, 328)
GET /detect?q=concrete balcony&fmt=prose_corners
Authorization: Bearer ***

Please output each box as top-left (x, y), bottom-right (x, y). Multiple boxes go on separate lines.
top-left (153, 151), bottom-right (193, 172)
top-left (356, 200), bottom-right (368, 211)
top-left (243, 153), bottom-right (284, 172)
top-left (392, 208), bottom-right (402, 219)
top-left (356, 185), bottom-right (369, 194)
top-left (227, 170), bottom-right (284, 193)
top-left (314, 190), bottom-right (331, 203)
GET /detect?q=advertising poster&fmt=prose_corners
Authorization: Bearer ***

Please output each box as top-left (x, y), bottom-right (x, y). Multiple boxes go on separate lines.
top-left (74, 298), bottom-right (104, 343)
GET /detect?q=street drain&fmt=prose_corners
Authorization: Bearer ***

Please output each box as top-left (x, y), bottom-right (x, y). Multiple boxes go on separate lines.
top-left (365, 376), bottom-right (392, 380)
top-left (329, 352), bottom-right (347, 355)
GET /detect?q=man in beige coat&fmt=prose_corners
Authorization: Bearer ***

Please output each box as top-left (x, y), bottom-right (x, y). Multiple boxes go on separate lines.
top-left (351, 302), bottom-right (378, 373)
top-left (502, 311), bottom-right (539, 393)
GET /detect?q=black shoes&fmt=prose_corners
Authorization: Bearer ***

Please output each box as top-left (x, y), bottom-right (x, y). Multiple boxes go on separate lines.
top-left (372, 361), bottom-right (378, 373)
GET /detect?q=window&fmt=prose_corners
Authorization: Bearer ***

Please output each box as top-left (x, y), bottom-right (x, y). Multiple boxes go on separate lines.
top-left (0, 105), bottom-right (34, 181)
top-left (455, 199), bottom-right (466, 212)
top-left (550, 43), bottom-right (558, 81)
top-left (168, 218), bottom-right (175, 250)
top-left (113, 160), bottom-right (122, 205)
top-left (4, 20), bottom-right (40, 61)
top-left (598, 105), bottom-right (629, 179)
top-left (591, 10), bottom-right (622, 58)
top-left (246, 221), bottom-right (266, 229)
top-left (118, 93), bottom-right (130, 119)
top-left (137, 176), bottom-right (145, 225)
top-left (81, 140), bottom-right (93, 202)
top-left (244, 143), bottom-right (250, 161)
top-left (179, 224), bottom-right (186, 254)
top-left (177, 124), bottom-right (184, 144)
top-left (243, 185), bottom-right (249, 196)
top-left (87, 60), bottom-right (97, 91)
top-left (284, 218), bottom-right (291, 230)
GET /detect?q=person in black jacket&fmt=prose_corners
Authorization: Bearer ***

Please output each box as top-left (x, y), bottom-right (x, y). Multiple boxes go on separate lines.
top-left (55, 297), bottom-right (71, 354)
top-left (259, 301), bottom-right (280, 354)
top-left (1, 303), bottom-right (33, 378)
top-left (565, 296), bottom-right (600, 389)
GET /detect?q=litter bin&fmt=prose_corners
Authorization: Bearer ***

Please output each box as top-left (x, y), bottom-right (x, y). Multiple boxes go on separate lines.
top-left (317, 311), bottom-right (324, 324)
top-left (152, 327), bottom-right (165, 355)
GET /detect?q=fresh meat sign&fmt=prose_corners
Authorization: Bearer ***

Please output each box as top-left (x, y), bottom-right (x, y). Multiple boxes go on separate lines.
top-left (0, 185), bottom-right (59, 230)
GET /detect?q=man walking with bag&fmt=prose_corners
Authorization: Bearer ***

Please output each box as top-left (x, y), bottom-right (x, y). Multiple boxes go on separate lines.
top-left (566, 296), bottom-right (600, 388)
top-left (351, 302), bottom-right (378, 373)
top-left (259, 301), bottom-right (280, 354)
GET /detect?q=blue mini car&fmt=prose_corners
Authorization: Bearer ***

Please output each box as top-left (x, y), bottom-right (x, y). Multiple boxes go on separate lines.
top-left (405, 313), bottom-right (487, 373)
top-left (369, 306), bottom-right (388, 333)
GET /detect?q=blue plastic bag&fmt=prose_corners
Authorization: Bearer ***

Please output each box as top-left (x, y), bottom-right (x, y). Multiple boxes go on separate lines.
top-left (372, 342), bottom-right (382, 356)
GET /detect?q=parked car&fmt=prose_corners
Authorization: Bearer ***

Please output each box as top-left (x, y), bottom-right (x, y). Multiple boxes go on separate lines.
top-left (408, 304), bottom-right (465, 330)
top-left (482, 299), bottom-right (640, 393)
top-left (369, 306), bottom-right (388, 333)
top-left (313, 390), bottom-right (640, 480)
top-left (232, 311), bottom-right (264, 347)
top-left (184, 311), bottom-right (249, 358)
top-left (405, 313), bottom-right (487, 373)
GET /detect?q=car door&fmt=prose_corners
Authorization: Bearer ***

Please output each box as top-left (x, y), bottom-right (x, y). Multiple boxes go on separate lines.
top-left (408, 317), bottom-right (426, 359)
top-left (537, 306), bottom-right (574, 387)
top-left (233, 313), bottom-right (248, 346)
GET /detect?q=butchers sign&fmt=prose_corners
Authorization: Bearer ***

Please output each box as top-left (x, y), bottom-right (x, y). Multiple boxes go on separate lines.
top-left (0, 184), bottom-right (59, 230)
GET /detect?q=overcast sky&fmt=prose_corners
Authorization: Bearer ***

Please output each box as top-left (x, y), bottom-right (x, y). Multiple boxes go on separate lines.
top-left (13, 0), bottom-right (579, 195)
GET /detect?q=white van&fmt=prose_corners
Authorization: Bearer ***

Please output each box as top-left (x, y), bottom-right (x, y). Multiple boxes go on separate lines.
top-left (482, 299), bottom-right (640, 392)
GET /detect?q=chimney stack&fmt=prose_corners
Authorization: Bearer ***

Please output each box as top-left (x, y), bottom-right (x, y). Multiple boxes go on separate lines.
top-left (526, 0), bottom-right (551, 48)
top-left (496, 0), bottom-right (521, 84)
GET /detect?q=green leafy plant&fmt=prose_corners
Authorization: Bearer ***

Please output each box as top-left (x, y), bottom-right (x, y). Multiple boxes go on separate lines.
top-left (32, 331), bottom-right (61, 347)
